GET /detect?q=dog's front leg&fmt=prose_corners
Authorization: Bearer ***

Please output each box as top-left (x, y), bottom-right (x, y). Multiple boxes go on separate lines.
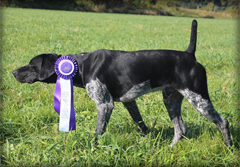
top-left (86, 79), bottom-right (114, 138)
top-left (95, 103), bottom-right (114, 135)
top-left (123, 100), bottom-right (148, 133)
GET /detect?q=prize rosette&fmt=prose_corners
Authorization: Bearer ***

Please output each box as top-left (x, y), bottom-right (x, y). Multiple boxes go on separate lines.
top-left (54, 56), bottom-right (78, 132)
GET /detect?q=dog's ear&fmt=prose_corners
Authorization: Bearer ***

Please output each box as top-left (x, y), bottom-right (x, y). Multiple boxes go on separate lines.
top-left (38, 54), bottom-right (60, 81)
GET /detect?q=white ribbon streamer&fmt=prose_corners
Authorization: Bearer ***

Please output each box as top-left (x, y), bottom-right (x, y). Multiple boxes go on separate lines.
top-left (59, 78), bottom-right (72, 132)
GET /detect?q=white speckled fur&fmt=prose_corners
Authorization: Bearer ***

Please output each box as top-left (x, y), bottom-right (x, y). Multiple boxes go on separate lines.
top-left (119, 80), bottom-right (165, 102)
top-left (178, 88), bottom-right (214, 115)
top-left (86, 78), bottom-right (114, 135)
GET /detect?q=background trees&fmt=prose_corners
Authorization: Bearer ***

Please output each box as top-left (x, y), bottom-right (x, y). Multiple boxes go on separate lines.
top-left (1, 0), bottom-right (238, 17)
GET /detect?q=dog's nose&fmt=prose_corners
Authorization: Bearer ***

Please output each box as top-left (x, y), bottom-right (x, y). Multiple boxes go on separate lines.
top-left (12, 70), bottom-right (17, 77)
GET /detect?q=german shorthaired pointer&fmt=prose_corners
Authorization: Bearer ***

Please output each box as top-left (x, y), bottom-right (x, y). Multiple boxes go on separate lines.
top-left (13, 20), bottom-right (232, 147)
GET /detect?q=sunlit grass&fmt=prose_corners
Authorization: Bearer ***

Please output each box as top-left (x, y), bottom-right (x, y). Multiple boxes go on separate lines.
top-left (0, 8), bottom-right (239, 166)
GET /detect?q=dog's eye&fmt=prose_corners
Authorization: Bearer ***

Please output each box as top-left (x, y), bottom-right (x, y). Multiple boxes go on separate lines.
top-left (29, 61), bottom-right (37, 67)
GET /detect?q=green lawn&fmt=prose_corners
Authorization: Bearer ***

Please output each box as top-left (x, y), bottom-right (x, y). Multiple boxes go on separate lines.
top-left (0, 8), bottom-right (239, 166)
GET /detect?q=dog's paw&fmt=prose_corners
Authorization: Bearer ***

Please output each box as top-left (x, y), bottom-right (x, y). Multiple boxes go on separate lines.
top-left (138, 125), bottom-right (149, 134)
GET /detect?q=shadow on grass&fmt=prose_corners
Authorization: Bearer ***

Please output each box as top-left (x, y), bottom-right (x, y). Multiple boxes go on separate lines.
top-left (108, 121), bottom-right (203, 144)
top-left (146, 122), bottom-right (240, 149)
top-left (147, 122), bottom-right (203, 143)
top-left (230, 125), bottom-right (240, 149)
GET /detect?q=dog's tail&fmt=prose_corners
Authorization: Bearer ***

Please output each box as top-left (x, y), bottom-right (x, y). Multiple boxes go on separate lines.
top-left (186, 19), bottom-right (197, 54)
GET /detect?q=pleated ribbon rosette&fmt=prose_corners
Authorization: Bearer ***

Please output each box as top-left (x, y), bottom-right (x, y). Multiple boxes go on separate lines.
top-left (54, 56), bottom-right (78, 132)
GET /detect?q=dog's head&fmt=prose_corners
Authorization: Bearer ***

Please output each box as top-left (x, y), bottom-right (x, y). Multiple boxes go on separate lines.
top-left (12, 53), bottom-right (61, 84)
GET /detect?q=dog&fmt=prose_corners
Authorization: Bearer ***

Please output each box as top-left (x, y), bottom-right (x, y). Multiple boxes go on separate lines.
top-left (12, 20), bottom-right (232, 147)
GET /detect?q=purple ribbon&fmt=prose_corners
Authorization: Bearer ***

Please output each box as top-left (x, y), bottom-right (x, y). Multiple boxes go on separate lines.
top-left (54, 56), bottom-right (78, 131)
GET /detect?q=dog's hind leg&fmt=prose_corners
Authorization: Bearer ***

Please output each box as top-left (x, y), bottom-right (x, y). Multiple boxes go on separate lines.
top-left (123, 100), bottom-right (148, 133)
top-left (86, 79), bottom-right (114, 137)
top-left (162, 88), bottom-right (186, 147)
top-left (178, 88), bottom-right (232, 147)
top-left (177, 63), bottom-right (232, 147)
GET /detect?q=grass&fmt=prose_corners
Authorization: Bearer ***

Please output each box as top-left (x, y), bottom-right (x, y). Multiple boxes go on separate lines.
top-left (0, 8), bottom-right (239, 166)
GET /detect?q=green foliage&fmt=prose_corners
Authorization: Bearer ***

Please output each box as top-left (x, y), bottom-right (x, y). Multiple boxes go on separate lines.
top-left (1, 8), bottom-right (239, 166)
top-left (1, 0), bottom-right (239, 14)
top-left (206, 2), bottom-right (214, 11)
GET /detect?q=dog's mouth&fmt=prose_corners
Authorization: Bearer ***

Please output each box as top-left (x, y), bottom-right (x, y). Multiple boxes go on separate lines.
top-left (27, 80), bottom-right (36, 84)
